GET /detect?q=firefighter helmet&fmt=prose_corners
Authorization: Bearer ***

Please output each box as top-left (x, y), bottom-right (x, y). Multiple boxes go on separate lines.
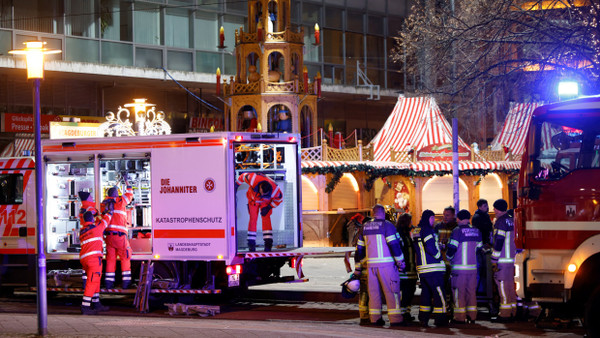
top-left (341, 277), bottom-right (360, 298)
top-left (83, 211), bottom-right (95, 223)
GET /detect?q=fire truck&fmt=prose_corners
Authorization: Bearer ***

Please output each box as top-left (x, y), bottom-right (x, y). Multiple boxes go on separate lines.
top-left (0, 132), bottom-right (315, 307)
top-left (515, 96), bottom-right (600, 333)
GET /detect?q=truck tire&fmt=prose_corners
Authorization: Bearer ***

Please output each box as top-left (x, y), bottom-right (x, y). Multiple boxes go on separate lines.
top-left (585, 285), bottom-right (600, 337)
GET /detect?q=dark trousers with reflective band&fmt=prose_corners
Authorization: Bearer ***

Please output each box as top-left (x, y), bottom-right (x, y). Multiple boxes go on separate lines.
top-left (367, 265), bottom-right (402, 324)
top-left (358, 271), bottom-right (369, 320)
top-left (494, 263), bottom-right (517, 318)
top-left (418, 271), bottom-right (447, 324)
top-left (451, 270), bottom-right (477, 321)
top-left (400, 277), bottom-right (417, 316)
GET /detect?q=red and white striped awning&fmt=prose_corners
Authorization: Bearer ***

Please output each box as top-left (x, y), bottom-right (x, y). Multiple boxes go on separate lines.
top-left (301, 161), bottom-right (411, 170)
top-left (370, 96), bottom-right (470, 162)
top-left (301, 160), bottom-right (520, 173)
top-left (0, 138), bottom-right (35, 157)
top-left (491, 102), bottom-right (542, 155)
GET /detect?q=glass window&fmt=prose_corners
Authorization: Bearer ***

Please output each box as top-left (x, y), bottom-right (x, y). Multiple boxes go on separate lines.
top-left (532, 119), bottom-right (600, 181)
top-left (388, 0), bottom-right (407, 16)
top-left (388, 16), bottom-right (404, 36)
top-left (196, 51), bottom-right (220, 73)
top-left (388, 70), bottom-right (406, 90)
top-left (290, 1), bottom-right (299, 24)
top-left (165, 8), bottom-right (191, 48)
top-left (194, 11), bottom-right (217, 51)
top-left (167, 50), bottom-right (192, 71)
top-left (66, 0), bottom-right (98, 38)
top-left (66, 37), bottom-right (99, 63)
top-left (226, 0), bottom-right (246, 13)
top-left (14, 0), bottom-right (64, 34)
top-left (101, 0), bottom-right (132, 41)
top-left (366, 35), bottom-right (384, 68)
top-left (0, 2), bottom-right (11, 29)
top-left (347, 10), bottom-right (363, 32)
top-left (325, 0), bottom-right (345, 5)
top-left (102, 41), bottom-right (133, 66)
top-left (134, 2), bottom-right (161, 45)
top-left (323, 29), bottom-right (343, 64)
top-left (0, 30), bottom-right (12, 55)
top-left (223, 15), bottom-right (246, 50)
top-left (346, 64), bottom-right (356, 85)
top-left (368, 0), bottom-right (386, 13)
top-left (325, 7), bottom-right (343, 30)
top-left (345, 31), bottom-right (363, 64)
top-left (347, 0), bottom-right (365, 9)
top-left (224, 53), bottom-right (235, 75)
top-left (322, 65), bottom-right (344, 85)
top-left (302, 3), bottom-right (321, 25)
top-left (197, 0), bottom-right (219, 11)
top-left (0, 174), bottom-right (23, 205)
top-left (388, 37), bottom-right (402, 70)
top-left (135, 47), bottom-right (163, 68)
top-left (303, 27), bottom-right (320, 62)
top-left (368, 15), bottom-right (384, 35)
top-left (366, 67), bottom-right (384, 86)
top-left (41, 37), bottom-right (63, 62)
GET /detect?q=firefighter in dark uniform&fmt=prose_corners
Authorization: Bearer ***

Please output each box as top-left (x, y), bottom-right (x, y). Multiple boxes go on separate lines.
top-left (412, 209), bottom-right (448, 327)
top-left (491, 199), bottom-right (517, 322)
top-left (354, 204), bottom-right (405, 326)
top-left (446, 210), bottom-right (482, 323)
top-left (396, 212), bottom-right (417, 322)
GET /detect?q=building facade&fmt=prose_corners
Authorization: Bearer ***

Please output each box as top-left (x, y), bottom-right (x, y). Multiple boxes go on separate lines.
top-left (0, 0), bottom-right (411, 149)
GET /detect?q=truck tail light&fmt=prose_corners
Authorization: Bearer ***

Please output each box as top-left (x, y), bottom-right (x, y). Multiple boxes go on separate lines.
top-left (226, 264), bottom-right (242, 275)
top-left (291, 257), bottom-right (303, 269)
top-left (567, 263), bottom-right (577, 273)
top-left (235, 135), bottom-right (243, 142)
top-left (288, 136), bottom-right (296, 143)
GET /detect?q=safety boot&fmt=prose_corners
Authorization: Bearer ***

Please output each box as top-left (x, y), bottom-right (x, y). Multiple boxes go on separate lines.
top-left (122, 280), bottom-right (131, 289)
top-left (92, 301), bottom-right (110, 312)
top-left (264, 238), bottom-right (273, 252)
top-left (81, 305), bottom-right (98, 315)
top-left (104, 280), bottom-right (114, 289)
top-left (248, 240), bottom-right (256, 252)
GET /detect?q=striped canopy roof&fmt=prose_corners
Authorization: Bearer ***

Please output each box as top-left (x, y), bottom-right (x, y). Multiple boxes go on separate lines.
top-left (0, 137), bottom-right (35, 157)
top-left (370, 96), bottom-right (470, 162)
top-left (490, 102), bottom-right (542, 155)
top-left (301, 160), bottom-right (520, 174)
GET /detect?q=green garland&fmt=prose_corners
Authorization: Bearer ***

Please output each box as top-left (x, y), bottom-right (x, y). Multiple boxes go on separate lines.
top-left (302, 164), bottom-right (519, 193)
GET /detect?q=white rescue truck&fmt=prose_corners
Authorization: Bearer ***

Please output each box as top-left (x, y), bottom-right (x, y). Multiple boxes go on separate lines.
top-left (0, 132), bottom-right (326, 308)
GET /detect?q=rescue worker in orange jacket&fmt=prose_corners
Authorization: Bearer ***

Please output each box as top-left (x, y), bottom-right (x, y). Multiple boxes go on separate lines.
top-left (80, 208), bottom-right (112, 315)
top-left (78, 191), bottom-right (98, 225)
top-left (236, 173), bottom-right (283, 252)
top-left (78, 191), bottom-right (98, 288)
top-left (102, 184), bottom-right (134, 289)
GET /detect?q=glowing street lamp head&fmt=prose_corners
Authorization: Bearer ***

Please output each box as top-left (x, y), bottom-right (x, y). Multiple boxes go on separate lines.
top-left (9, 41), bottom-right (61, 79)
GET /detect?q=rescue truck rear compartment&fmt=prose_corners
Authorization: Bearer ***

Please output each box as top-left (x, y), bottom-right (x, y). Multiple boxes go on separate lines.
top-left (1, 132), bottom-right (304, 292)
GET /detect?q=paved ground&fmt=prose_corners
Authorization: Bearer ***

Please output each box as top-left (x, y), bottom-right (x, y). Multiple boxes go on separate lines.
top-left (0, 256), bottom-right (586, 337)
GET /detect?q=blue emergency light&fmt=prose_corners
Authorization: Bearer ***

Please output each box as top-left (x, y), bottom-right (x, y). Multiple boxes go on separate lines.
top-left (557, 81), bottom-right (579, 99)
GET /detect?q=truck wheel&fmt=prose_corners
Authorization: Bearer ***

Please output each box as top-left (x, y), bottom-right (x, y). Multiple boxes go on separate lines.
top-left (585, 286), bottom-right (600, 337)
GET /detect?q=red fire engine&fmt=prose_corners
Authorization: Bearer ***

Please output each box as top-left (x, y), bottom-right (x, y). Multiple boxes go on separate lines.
top-left (515, 96), bottom-right (600, 333)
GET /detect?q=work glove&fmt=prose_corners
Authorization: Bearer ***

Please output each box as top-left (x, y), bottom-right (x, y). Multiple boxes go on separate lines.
top-left (397, 260), bottom-right (406, 273)
top-left (102, 199), bottom-right (115, 213)
top-left (492, 262), bottom-right (499, 273)
top-left (260, 205), bottom-right (272, 217)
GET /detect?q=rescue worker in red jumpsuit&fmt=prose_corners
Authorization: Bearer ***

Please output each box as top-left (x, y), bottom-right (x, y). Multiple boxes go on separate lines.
top-left (80, 208), bottom-right (112, 315)
top-left (236, 173), bottom-right (283, 252)
top-left (490, 199), bottom-right (517, 322)
top-left (78, 191), bottom-right (98, 288)
top-left (412, 209), bottom-right (448, 327)
top-left (78, 191), bottom-right (98, 224)
top-left (446, 210), bottom-right (482, 324)
top-left (102, 184), bottom-right (134, 289)
top-left (354, 204), bottom-right (405, 326)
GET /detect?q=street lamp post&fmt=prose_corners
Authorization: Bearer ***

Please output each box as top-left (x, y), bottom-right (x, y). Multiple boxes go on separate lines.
top-left (9, 41), bottom-right (60, 337)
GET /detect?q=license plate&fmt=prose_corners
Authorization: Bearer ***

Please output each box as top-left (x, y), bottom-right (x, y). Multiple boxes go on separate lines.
top-left (228, 274), bottom-right (240, 287)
